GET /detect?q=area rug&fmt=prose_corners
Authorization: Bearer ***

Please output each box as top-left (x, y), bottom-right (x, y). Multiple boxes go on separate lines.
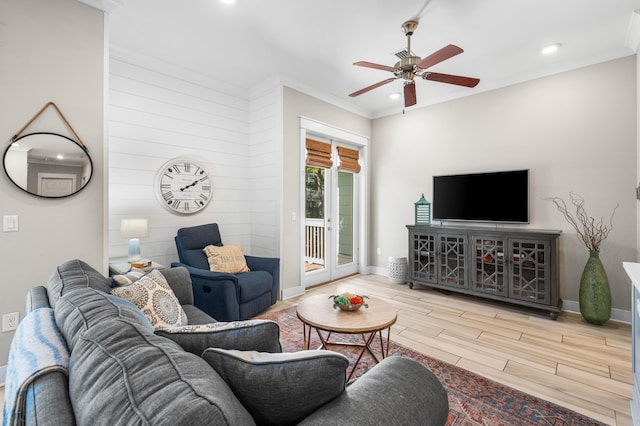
top-left (259, 306), bottom-right (605, 426)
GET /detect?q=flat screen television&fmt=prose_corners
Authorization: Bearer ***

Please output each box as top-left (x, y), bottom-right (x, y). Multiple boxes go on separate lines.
top-left (432, 169), bottom-right (529, 223)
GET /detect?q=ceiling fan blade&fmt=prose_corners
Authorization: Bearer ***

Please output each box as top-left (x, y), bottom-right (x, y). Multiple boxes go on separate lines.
top-left (423, 72), bottom-right (480, 88)
top-left (349, 78), bottom-right (397, 97)
top-left (353, 61), bottom-right (396, 73)
top-left (416, 44), bottom-right (464, 70)
top-left (404, 81), bottom-right (417, 107)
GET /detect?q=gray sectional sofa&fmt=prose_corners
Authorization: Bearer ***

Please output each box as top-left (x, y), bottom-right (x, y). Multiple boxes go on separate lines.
top-left (3, 259), bottom-right (449, 425)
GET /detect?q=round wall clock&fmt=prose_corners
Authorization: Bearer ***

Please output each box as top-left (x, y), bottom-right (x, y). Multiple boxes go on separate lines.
top-left (155, 159), bottom-right (212, 215)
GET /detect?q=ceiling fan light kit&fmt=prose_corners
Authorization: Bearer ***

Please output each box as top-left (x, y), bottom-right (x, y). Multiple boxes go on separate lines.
top-left (350, 19), bottom-right (480, 108)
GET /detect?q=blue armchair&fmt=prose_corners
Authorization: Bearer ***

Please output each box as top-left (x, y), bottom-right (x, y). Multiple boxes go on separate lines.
top-left (172, 223), bottom-right (280, 321)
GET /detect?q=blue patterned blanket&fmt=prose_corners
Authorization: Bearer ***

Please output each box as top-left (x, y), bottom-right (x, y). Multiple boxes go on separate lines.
top-left (2, 308), bottom-right (69, 426)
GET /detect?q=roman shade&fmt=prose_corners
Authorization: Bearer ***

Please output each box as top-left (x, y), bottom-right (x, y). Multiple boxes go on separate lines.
top-left (305, 139), bottom-right (333, 168)
top-left (337, 146), bottom-right (361, 173)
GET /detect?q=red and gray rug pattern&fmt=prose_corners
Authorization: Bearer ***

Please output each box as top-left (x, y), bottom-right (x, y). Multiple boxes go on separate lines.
top-left (259, 306), bottom-right (605, 426)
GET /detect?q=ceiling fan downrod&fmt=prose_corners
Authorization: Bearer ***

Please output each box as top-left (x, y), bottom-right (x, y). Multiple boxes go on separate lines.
top-left (402, 20), bottom-right (418, 58)
top-left (397, 20), bottom-right (421, 80)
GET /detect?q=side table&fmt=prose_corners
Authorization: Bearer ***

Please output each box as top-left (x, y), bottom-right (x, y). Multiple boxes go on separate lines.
top-left (108, 257), bottom-right (165, 276)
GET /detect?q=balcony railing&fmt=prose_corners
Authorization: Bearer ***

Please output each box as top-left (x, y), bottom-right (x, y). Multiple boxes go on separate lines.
top-left (305, 218), bottom-right (325, 266)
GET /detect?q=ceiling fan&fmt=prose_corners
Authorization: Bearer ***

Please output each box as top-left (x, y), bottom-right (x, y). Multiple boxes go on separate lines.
top-left (349, 20), bottom-right (480, 108)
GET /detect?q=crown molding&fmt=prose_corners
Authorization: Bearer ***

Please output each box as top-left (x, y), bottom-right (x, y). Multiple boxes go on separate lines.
top-left (77, 0), bottom-right (122, 14)
top-left (625, 9), bottom-right (640, 52)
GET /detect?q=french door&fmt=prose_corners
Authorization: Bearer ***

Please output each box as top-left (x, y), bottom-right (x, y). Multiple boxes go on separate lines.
top-left (304, 142), bottom-right (359, 287)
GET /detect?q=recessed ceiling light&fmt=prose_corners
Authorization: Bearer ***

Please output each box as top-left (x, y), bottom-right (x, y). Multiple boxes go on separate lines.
top-left (542, 43), bottom-right (562, 55)
top-left (390, 92), bottom-right (401, 100)
top-left (219, 0), bottom-right (236, 4)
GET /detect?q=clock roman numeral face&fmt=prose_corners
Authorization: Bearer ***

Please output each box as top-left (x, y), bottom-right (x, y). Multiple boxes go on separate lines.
top-left (156, 160), bottom-right (212, 215)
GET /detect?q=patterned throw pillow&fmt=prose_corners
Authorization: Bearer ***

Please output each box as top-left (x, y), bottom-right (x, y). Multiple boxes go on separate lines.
top-left (111, 268), bottom-right (146, 287)
top-left (203, 245), bottom-right (250, 274)
top-left (110, 269), bottom-right (186, 330)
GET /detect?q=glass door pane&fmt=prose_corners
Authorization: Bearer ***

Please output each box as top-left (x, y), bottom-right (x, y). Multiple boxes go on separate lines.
top-left (336, 171), bottom-right (354, 266)
top-left (303, 142), bottom-right (359, 287)
top-left (305, 167), bottom-right (326, 274)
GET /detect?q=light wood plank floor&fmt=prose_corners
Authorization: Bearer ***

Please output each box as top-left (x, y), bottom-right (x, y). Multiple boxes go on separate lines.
top-left (264, 273), bottom-right (633, 426)
top-left (1, 273), bottom-right (631, 425)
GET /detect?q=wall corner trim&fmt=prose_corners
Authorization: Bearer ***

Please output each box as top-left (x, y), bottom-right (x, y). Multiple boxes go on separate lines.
top-left (77, 0), bottom-right (122, 14)
top-left (625, 10), bottom-right (640, 52)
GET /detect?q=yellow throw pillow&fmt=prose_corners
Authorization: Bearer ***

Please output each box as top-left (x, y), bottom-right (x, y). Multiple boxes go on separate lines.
top-left (203, 244), bottom-right (250, 274)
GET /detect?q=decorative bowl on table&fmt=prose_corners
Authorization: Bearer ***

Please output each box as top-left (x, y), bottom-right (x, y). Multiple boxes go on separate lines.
top-left (330, 293), bottom-right (369, 311)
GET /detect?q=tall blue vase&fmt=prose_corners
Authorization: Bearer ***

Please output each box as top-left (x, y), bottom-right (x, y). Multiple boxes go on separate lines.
top-left (579, 250), bottom-right (611, 326)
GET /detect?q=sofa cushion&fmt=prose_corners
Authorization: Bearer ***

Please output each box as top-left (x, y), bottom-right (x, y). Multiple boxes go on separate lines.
top-left (297, 356), bottom-right (450, 426)
top-left (202, 349), bottom-right (348, 426)
top-left (47, 259), bottom-right (112, 309)
top-left (158, 266), bottom-right (195, 306)
top-left (55, 288), bottom-right (152, 351)
top-left (156, 320), bottom-right (281, 355)
top-left (110, 269), bottom-right (187, 330)
top-left (182, 304), bottom-right (216, 325)
top-left (69, 319), bottom-right (255, 426)
top-left (204, 244), bottom-right (250, 274)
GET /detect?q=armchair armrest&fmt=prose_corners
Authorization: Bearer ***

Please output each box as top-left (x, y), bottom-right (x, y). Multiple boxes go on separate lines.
top-left (245, 256), bottom-right (280, 304)
top-left (298, 357), bottom-right (449, 426)
top-left (245, 256), bottom-right (279, 274)
top-left (171, 262), bottom-right (239, 283)
top-left (171, 262), bottom-right (242, 321)
top-left (155, 320), bottom-right (282, 356)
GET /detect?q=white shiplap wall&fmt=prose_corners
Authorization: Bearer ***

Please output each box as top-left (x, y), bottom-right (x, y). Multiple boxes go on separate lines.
top-left (108, 48), bottom-right (272, 267)
top-left (249, 76), bottom-right (282, 258)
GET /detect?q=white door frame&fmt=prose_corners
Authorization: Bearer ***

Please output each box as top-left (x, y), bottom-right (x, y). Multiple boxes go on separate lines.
top-left (299, 117), bottom-right (369, 288)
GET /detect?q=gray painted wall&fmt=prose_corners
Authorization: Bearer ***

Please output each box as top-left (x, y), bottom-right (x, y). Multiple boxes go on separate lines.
top-left (371, 57), bottom-right (637, 316)
top-left (0, 0), bottom-right (105, 364)
top-left (282, 87), bottom-right (372, 294)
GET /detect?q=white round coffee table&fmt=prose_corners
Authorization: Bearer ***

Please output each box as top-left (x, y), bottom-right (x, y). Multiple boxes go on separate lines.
top-left (296, 293), bottom-right (397, 380)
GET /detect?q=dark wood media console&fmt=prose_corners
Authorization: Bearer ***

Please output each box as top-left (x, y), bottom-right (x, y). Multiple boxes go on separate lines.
top-left (407, 225), bottom-right (562, 319)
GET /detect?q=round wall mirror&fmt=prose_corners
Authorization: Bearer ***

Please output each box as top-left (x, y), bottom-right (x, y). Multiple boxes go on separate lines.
top-left (3, 132), bottom-right (93, 198)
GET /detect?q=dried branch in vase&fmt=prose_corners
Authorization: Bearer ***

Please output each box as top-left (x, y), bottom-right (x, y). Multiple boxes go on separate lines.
top-left (546, 192), bottom-right (618, 252)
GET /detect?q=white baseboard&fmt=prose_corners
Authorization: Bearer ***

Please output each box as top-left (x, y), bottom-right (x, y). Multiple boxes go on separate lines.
top-left (370, 265), bottom-right (388, 276)
top-left (561, 300), bottom-right (630, 324)
top-left (281, 285), bottom-right (305, 300)
top-left (368, 267), bottom-right (632, 323)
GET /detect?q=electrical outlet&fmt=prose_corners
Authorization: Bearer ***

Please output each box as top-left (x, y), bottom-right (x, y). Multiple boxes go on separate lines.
top-left (2, 312), bottom-right (19, 332)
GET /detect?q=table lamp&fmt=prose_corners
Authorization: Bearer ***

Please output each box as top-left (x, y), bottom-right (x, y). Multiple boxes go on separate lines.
top-left (121, 219), bottom-right (148, 262)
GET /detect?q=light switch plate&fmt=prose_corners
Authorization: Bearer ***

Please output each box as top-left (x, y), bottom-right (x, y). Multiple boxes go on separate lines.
top-left (3, 215), bottom-right (18, 232)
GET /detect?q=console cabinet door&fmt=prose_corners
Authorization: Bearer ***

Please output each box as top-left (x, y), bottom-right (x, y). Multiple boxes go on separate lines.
top-left (407, 225), bottom-right (560, 318)
top-left (409, 230), bottom-right (437, 283)
top-left (437, 233), bottom-right (468, 290)
top-left (471, 236), bottom-right (507, 297)
top-left (508, 239), bottom-right (550, 305)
